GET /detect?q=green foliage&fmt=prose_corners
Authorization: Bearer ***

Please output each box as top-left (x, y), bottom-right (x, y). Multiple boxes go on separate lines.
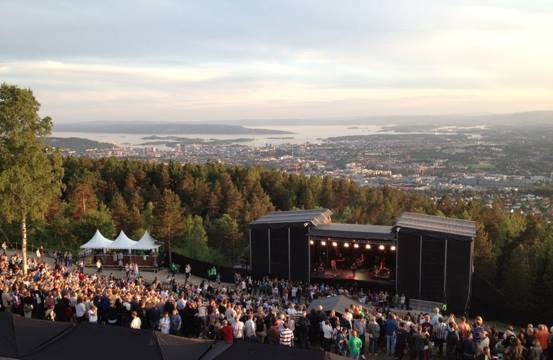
top-left (153, 189), bottom-right (184, 264)
top-left (72, 205), bottom-right (116, 245)
top-left (207, 214), bottom-right (242, 264)
top-left (0, 83), bottom-right (64, 272)
top-left (175, 215), bottom-right (220, 262)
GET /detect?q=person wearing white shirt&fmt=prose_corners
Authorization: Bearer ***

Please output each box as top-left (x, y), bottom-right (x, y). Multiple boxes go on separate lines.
top-left (88, 305), bottom-right (98, 324)
top-left (75, 297), bottom-right (87, 322)
top-left (176, 295), bottom-right (186, 311)
top-left (286, 304), bottom-right (297, 317)
top-left (159, 312), bottom-right (171, 334)
top-left (233, 317), bottom-right (245, 340)
top-left (322, 320), bottom-right (334, 351)
top-left (244, 314), bottom-right (256, 340)
top-left (130, 311), bottom-right (142, 329)
top-left (431, 307), bottom-right (442, 327)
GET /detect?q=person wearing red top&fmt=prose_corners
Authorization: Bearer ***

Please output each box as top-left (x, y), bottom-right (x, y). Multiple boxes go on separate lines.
top-left (535, 325), bottom-right (549, 352)
top-left (220, 320), bottom-right (234, 344)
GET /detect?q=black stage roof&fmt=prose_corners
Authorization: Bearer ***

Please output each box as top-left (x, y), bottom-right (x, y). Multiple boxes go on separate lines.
top-left (309, 223), bottom-right (394, 241)
top-left (395, 212), bottom-right (476, 239)
top-left (249, 209), bottom-right (476, 240)
top-left (250, 208), bottom-right (332, 227)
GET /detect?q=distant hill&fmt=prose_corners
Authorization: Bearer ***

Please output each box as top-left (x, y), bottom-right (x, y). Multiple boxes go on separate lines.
top-left (54, 122), bottom-right (293, 135)
top-left (225, 110), bottom-right (553, 127)
top-left (44, 137), bottom-right (115, 151)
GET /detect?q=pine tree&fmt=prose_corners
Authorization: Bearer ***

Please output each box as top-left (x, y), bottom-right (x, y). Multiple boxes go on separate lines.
top-left (153, 189), bottom-right (184, 264)
top-left (111, 193), bottom-right (130, 232)
top-left (68, 182), bottom-right (98, 218)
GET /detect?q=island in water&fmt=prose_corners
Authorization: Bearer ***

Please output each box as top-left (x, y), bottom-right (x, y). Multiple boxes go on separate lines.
top-left (44, 137), bottom-right (115, 151)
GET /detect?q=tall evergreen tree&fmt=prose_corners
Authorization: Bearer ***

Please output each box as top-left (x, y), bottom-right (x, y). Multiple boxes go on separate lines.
top-left (153, 189), bottom-right (183, 264)
top-left (111, 193), bottom-right (130, 233)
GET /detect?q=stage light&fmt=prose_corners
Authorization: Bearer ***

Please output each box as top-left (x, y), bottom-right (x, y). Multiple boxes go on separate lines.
top-left (353, 244), bottom-right (359, 249)
top-left (379, 244), bottom-right (385, 251)
top-left (321, 241), bottom-right (326, 246)
top-left (344, 243), bottom-right (350, 248)
top-left (309, 240), bottom-right (314, 245)
top-left (365, 244), bottom-right (371, 250)
top-left (332, 242), bottom-right (338, 247)
top-left (391, 245), bottom-right (396, 251)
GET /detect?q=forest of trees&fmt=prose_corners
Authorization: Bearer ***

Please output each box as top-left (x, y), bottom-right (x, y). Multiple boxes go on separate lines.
top-left (0, 156), bottom-right (552, 315)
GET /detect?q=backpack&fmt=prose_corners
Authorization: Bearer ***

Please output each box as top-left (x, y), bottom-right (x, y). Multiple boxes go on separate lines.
top-left (447, 330), bottom-right (459, 347)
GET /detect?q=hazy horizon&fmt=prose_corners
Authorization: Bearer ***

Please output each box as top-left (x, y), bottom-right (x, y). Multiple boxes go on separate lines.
top-left (2, 1), bottom-right (553, 123)
top-left (52, 110), bottom-right (553, 128)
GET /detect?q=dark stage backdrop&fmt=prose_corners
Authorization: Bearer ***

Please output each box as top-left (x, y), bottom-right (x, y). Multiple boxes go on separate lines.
top-left (251, 227), bottom-right (269, 277)
top-left (250, 224), bottom-right (310, 281)
top-left (397, 230), bottom-right (472, 313)
top-left (397, 232), bottom-right (420, 299)
top-left (269, 227), bottom-right (289, 279)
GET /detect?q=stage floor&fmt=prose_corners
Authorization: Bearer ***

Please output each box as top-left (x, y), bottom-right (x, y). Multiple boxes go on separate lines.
top-left (311, 268), bottom-right (394, 286)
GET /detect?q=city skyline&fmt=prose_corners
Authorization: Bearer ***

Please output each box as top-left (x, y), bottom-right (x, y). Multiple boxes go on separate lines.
top-left (1, 0), bottom-right (552, 122)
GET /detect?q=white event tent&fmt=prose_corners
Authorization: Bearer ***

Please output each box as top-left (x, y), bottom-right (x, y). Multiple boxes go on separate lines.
top-left (110, 230), bottom-right (138, 250)
top-left (80, 230), bottom-right (160, 251)
top-left (133, 231), bottom-right (161, 251)
top-left (80, 230), bottom-right (114, 249)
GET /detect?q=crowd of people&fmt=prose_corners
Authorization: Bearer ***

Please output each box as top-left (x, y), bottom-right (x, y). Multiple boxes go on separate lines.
top-left (1, 247), bottom-right (553, 360)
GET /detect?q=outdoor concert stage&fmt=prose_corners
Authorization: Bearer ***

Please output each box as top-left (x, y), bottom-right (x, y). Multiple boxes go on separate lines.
top-left (249, 209), bottom-right (476, 312)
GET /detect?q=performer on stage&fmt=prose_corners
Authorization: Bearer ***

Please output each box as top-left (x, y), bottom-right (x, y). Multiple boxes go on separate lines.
top-left (351, 261), bottom-right (357, 279)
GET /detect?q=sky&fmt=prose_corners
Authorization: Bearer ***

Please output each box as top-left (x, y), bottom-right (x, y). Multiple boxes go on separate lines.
top-left (1, 0), bottom-right (552, 123)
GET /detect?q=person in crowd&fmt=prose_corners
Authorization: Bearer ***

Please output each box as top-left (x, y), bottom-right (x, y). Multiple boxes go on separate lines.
top-left (170, 309), bottom-right (182, 335)
top-left (385, 313), bottom-right (398, 356)
top-left (244, 313), bottom-right (257, 342)
top-left (220, 320), bottom-right (234, 344)
top-left (75, 296), bottom-right (87, 323)
top-left (446, 320), bottom-right (460, 360)
top-left (88, 305), bottom-right (98, 324)
top-left (296, 310), bottom-right (310, 349)
top-left (130, 310), bottom-right (142, 329)
top-left (185, 264), bottom-right (192, 283)
top-left (367, 315), bottom-right (381, 354)
top-left (349, 329), bottom-right (364, 360)
top-left (504, 337), bottom-right (528, 360)
top-left (408, 325), bottom-right (430, 360)
top-left (336, 325), bottom-right (349, 356)
top-left (322, 319), bottom-right (334, 351)
top-left (434, 317), bottom-right (448, 355)
top-left (159, 311), bottom-right (171, 334)
top-left (233, 315), bottom-right (245, 341)
top-left (280, 321), bottom-right (294, 347)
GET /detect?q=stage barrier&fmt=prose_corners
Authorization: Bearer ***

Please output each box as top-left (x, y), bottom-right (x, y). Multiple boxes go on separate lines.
top-left (408, 298), bottom-right (443, 313)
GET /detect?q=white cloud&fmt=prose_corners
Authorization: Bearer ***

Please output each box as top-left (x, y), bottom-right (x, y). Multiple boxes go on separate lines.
top-left (1, 0), bottom-right (552, 121)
